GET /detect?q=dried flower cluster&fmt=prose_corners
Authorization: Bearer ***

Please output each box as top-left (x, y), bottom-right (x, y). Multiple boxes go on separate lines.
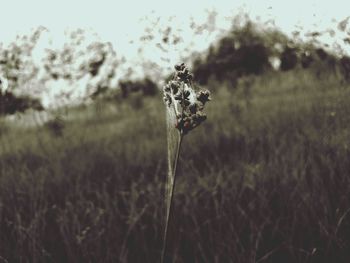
top-left (163, 63), bottom-right (211, 135)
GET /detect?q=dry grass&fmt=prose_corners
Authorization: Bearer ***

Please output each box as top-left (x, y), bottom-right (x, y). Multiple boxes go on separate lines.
top-left (1, 69), bottom-right (350, 262)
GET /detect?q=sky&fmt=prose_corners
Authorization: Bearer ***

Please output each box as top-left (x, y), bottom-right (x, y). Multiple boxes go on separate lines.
top-left (1, 0), bottom-right (349, 70)
top-left (1, 0), bottom-right (349, 46)
top-left (0, 0), bottom-right (349, 107)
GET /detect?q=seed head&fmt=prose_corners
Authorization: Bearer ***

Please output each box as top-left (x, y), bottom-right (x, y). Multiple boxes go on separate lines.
top-left (197, 90), bottom-right (211, 104)
top-left (163, 63), bottom-right (211, 135)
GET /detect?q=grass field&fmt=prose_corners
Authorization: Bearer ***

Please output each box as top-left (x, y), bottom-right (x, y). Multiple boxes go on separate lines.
top-left (1, 68), bottom-right (350, 262)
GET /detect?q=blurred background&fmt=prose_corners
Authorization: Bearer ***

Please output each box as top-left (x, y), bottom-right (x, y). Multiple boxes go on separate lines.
top-left (1, 0), bottom-right (350, 262)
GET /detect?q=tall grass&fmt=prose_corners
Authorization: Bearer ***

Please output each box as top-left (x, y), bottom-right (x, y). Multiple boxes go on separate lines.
top-left (0, 69), bottom-right (350, 262)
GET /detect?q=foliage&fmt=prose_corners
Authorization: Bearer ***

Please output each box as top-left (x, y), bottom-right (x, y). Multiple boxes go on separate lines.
top-left (0, 28), bottom-right (44, 114)
top-left (0, 27), bottom-right (43, 92)
top-left (118, 77), bottom-right (158, 98)
top-left (192, 21), bottom-right (277, 85)
top-left (191, 20), bottom-right (350, 87)
top-left (0, 91), bottom-right (43, 115)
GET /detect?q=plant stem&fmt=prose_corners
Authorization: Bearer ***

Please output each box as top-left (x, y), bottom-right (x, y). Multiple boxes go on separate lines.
top-left (161, 132), bottom-right (183, 263)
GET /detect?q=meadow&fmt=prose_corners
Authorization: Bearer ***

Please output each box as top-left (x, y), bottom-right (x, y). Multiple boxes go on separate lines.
top-left (1, 67), bottom-right (350, 262)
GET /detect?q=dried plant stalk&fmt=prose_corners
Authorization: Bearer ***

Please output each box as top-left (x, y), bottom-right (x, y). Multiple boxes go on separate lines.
top-left (161, 125), bottom-right (182, 263)
top-left (161, 63), bottom-right (211, 263)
